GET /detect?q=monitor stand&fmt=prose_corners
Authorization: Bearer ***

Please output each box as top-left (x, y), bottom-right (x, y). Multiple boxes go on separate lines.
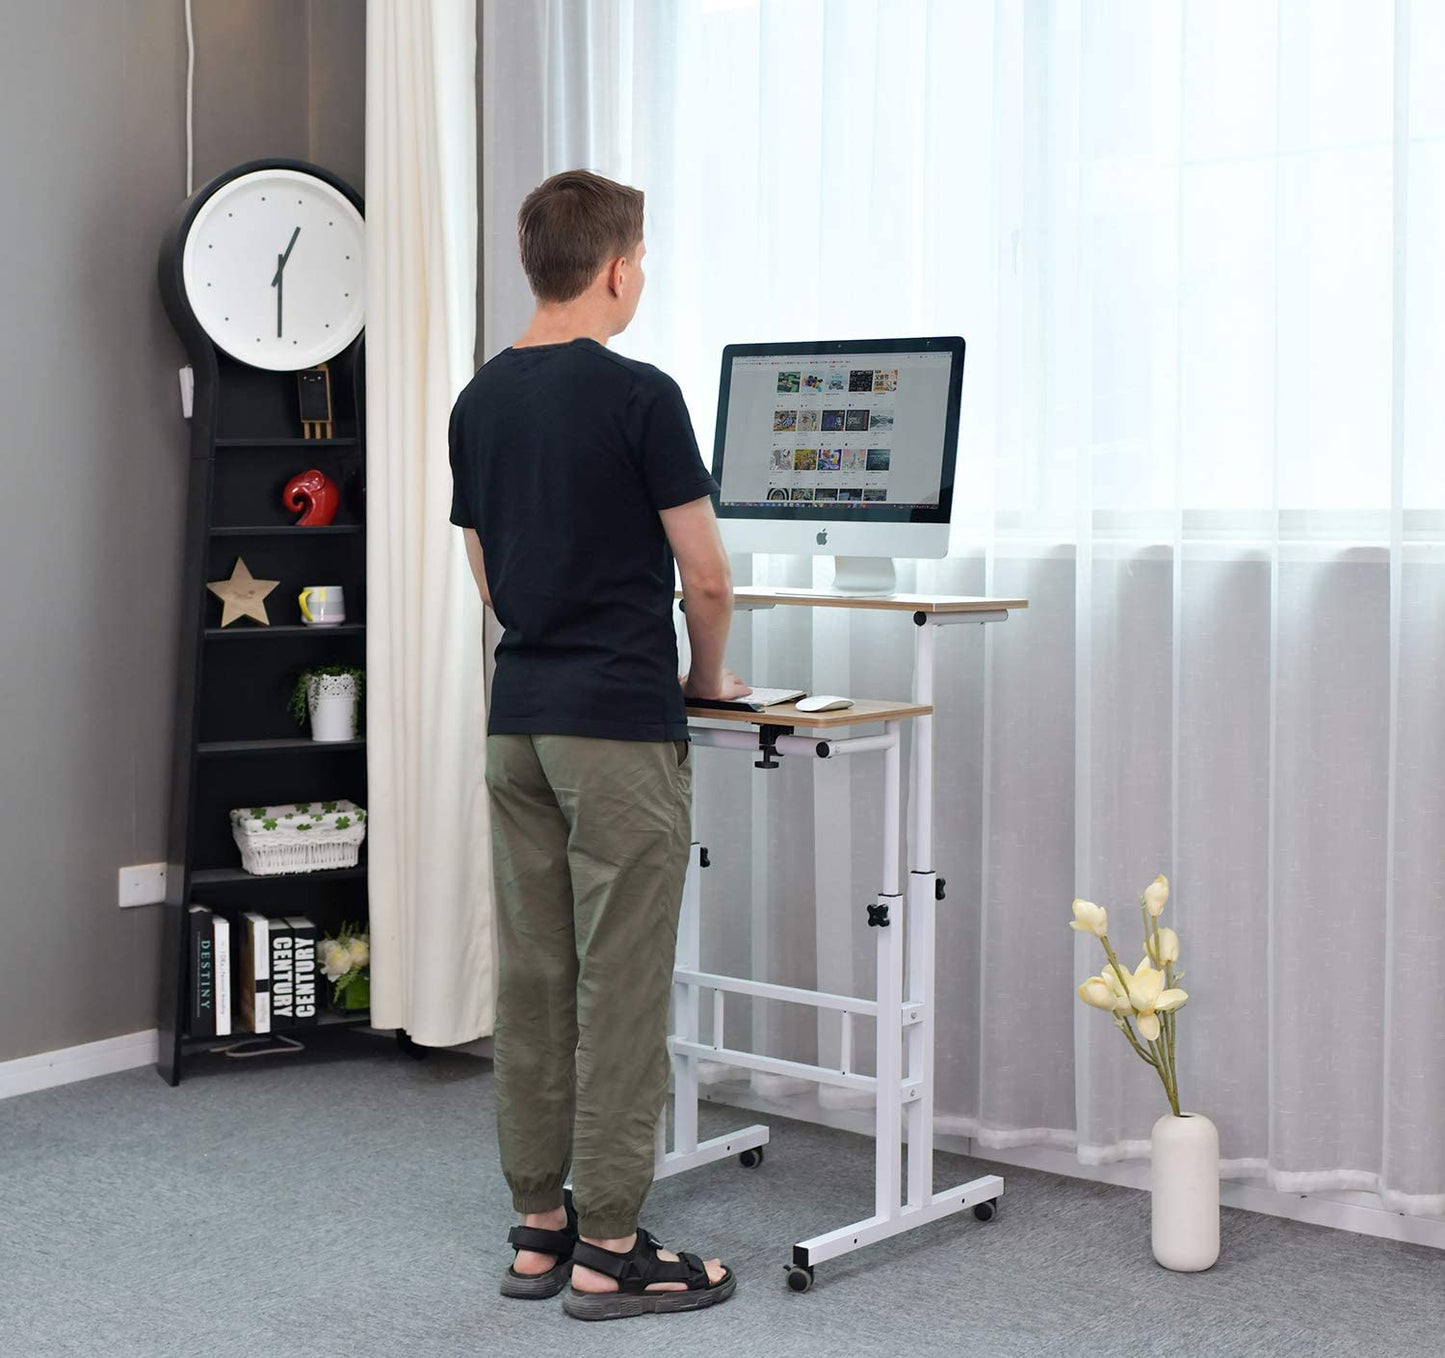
top-left (829, 555), bottom-right (897, 595)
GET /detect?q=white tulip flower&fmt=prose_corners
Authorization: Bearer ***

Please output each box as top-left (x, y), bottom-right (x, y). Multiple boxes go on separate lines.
top-left (1069, 898), bottom-right (1108, 938)
top-left (319, 939), bottom-right (350, 982)
top-left (1078, 977), bottom-right (1116, 1011)
top-left (347, 938), bottom-right (370, 969)
top-left (1101, 964), bottom-right (1134, 1015)
top-left (1142, 874), bottom-right (1170, 917)
top-left (1126, 959), bottom-right (1187, 1041)
top-left (1146, 926), bottom-right (1180, 968)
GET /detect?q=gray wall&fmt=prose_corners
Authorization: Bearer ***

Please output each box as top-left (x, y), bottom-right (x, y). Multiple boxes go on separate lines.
top-left (0, 0), bottom-right (365, 1064)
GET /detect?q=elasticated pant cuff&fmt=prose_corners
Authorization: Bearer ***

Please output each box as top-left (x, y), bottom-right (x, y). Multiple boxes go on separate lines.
top-left (512, 1189), bottom-right (566, 1214)
top-left (577, 1217), bottom-right (639, 1242)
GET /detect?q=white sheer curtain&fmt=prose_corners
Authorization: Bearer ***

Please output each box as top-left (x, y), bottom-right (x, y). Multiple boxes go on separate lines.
top-left (482, 0), bottom-right (1445, 1215)
top-left (367, 0), bottom-right (495, 1047)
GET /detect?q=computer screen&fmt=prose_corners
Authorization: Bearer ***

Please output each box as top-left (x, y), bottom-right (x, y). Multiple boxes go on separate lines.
top-left (710, 337), bottom-right (963, 524)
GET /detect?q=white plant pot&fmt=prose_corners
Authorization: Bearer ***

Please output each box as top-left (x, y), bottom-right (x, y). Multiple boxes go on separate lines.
top-left (1151, 1112), bottom-right (1220, 1271)
top-left (308, 675), bottom-right (358, 743)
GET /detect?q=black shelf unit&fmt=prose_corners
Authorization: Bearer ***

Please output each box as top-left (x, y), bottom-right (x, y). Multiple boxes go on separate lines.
top-left (156, 160), bottom-right (370, 1085)
top-left (180, 1008), bottom-right (374, 1056)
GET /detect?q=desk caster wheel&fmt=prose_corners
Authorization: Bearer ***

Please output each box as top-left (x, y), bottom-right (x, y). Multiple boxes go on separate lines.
top-left (396, 1030), bottom-right (428, 1061)
top-left (973, 1199), bottom-right (998, 1222)
top-left (784, 1264), bottom-right (814, 1293)
top-left (739, 1147), bottom-right (765, 1169)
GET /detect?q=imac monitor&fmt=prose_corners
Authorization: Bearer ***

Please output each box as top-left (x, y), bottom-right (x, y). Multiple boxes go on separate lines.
top-left (710, 336), bottom-right (964, 593)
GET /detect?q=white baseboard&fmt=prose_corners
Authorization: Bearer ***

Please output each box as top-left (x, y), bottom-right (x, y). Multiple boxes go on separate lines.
top-left (701, 1081), bottom-right (1445, 1251)
top-left (0, 1029), bottom-right (159, 1100)
top-left (0, 1025), bottom-right (486, 1102)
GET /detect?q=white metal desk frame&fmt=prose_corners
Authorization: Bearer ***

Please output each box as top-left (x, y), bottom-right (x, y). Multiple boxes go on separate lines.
top-left (655, 592), bottom-right (1016, 1289)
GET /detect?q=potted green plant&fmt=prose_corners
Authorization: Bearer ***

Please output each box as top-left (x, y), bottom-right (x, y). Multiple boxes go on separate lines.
top-left (290, 664), bottom-right (364, 742)
top-left (1071, 875), bottom-right (1217, 1271)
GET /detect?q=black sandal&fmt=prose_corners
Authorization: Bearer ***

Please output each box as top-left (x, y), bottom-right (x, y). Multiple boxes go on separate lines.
top-left (563, 1226), bottom-right (736, 1321)
top-left (500, 1189), bottom-right (578, 1299)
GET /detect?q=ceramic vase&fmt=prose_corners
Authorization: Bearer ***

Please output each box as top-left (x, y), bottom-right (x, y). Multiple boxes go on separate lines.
top-left (1150, 1112), bottom-right (1220, 1271)
top-left (308, 674), bottom-right (358, 742)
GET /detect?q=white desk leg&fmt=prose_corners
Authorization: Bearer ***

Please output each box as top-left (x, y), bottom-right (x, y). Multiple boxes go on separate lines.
top-left (873, 722), bottom-right (904, 1217)
top-left (905, 869), bottom-right (935, 1207)
top-left (905, 613), bottom-right (1004, 1221)
top-left (658, 766), bottom-right (769, 1182)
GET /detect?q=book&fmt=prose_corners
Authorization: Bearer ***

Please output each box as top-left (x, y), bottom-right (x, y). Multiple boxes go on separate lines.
top-left (284, 916), bottom-right (320, 1026)
top-left (213, 912), bottom-right (232, 1037)
top-left (238, 911), bottom-right (272, 1034)
top-left (269, 917), bottom-right (297, 1027)
top-left (188, 905), bottom-right (215, 1038)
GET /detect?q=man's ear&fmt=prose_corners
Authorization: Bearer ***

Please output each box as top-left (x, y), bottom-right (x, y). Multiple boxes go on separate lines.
top-left (606, 255), bottom-right (627, 297)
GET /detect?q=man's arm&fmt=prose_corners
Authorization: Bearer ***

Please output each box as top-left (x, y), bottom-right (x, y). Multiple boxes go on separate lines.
top-left (462, 528), bottom-right (492, 609)
top-left (660, 495), bottom-right (749, 700)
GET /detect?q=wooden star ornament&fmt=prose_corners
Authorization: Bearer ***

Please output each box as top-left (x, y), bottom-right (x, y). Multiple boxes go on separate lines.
top-left (208, 557), bottom-right (280, 627)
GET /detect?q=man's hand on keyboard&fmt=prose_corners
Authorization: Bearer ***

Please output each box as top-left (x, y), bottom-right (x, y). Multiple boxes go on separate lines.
top-left (681, 668), bottom-right (753, 702)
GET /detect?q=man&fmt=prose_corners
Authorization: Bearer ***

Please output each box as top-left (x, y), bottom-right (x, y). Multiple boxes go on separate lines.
top-left (448, 169), bottom-right (749, 1322)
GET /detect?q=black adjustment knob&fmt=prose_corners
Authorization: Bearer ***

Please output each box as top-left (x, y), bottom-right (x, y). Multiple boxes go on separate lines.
top-left (866, 902), bottom-right (891, 928)
top-left (699, 847), bottom-right (711, 868)
top-left (935, 877), bottom-right (947, 901)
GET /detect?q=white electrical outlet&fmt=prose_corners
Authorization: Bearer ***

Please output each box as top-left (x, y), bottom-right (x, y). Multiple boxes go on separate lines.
top-left (118, 862), bottom-right (167, 908)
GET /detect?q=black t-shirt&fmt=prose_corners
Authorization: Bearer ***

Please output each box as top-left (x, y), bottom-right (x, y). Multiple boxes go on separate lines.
top-left (448, 338), bottom-right (718, 742)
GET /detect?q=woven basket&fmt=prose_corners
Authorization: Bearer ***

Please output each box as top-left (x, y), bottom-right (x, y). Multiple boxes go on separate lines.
top-left (229, 800), bottom-right (367, 876)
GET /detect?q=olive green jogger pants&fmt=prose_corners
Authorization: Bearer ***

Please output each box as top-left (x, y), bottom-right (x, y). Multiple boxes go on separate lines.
top-left (485, 733), bottom-right (692, 1240)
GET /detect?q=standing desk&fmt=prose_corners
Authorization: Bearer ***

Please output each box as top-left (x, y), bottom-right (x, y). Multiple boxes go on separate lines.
top-left (659, 588), bottom-right (1028, 1291)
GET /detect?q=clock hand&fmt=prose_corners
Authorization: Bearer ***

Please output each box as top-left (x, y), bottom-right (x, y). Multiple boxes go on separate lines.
top-left (271, 226), bottom-right (301, 285)
top-left (276, 252), bottom-right (284, 339)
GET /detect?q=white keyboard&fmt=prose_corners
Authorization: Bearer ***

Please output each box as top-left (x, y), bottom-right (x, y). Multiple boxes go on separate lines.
top-left (740, 687), bottom-right (807, 708)
top-left (687, 686), bottom-right (806, 713)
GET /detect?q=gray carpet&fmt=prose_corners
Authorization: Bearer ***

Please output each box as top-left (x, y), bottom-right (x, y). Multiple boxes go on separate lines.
top-left (1, 1027), bottom-right (1440, 1357)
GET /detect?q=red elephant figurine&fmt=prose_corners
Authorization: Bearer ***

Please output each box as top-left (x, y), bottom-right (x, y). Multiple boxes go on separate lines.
top-left (282, 468), bottom-right (341, 526)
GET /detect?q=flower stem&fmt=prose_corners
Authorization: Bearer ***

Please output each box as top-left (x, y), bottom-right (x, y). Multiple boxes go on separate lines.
top-left (1116, 1015), bottom-right (1160, 1071)
top-left (1099, 936), bottom-right (1132, 997)
top-left (1149, 1034), bottom-right (1181, 1115)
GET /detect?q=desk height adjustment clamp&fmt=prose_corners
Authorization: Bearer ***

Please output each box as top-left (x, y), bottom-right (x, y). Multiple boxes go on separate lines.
top-left (754, 725), bottom-right (792, 770)
top-left (866, 902), bottom-right (891, 928)
top-left (935, 877), bottom-right (946, 901)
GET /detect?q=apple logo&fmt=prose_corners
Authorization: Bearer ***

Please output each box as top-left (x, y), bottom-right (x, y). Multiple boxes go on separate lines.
top-left (816, 528), bottom-right (828, 546)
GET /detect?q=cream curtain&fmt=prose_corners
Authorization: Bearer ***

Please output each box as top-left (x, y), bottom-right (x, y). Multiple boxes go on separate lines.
top-left (365, 0), bottom-right (493, 1047)
top-left (482, 0), bottom-right (1445, 1215)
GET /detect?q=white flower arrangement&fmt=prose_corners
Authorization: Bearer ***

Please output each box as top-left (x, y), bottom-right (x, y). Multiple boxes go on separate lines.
top-left (1071, 875), bottom-right (1188, 1117)
top-left (319, 920), bottom-right (370, 1010)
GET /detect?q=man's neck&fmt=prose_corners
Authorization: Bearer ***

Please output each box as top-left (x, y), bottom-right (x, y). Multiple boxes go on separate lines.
top-left (514, 302), bottom-right (614, 349)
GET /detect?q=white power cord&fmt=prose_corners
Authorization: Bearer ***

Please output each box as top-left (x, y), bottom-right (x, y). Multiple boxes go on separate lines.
top-left (184, 0), bottom-right (195, 195)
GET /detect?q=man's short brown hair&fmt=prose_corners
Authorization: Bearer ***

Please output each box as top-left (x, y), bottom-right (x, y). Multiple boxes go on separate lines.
top-left (517, 170), bottom-right (645, 304)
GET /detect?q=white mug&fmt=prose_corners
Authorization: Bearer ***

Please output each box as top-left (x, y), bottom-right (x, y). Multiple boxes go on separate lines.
top-left (298, 585), bottom-right (346, 627)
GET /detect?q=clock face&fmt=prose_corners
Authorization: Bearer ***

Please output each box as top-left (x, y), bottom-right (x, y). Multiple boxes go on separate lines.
top-left (180, 168), bottom-right (364, 371)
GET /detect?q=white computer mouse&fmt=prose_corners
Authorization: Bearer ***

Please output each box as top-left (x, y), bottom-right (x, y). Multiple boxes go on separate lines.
top-left (795, 694), bottom-right (855, 713)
